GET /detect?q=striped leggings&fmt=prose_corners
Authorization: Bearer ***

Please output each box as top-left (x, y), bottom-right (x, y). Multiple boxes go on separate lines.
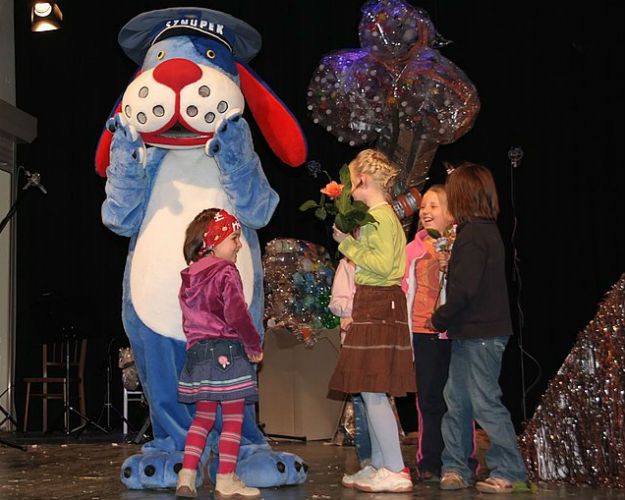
top-left (182, 399), bottom-right (245, 474)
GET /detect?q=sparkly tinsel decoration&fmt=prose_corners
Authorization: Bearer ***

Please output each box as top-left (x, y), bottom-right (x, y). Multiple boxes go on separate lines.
top-left (263, 238), bottom-right (339, 347)
top-left (329, 399), bottom-right (356, 447)
top-left (520, 274), bottom-right (625, 487)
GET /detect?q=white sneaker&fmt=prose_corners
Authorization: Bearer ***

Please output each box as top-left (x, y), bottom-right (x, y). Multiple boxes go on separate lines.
top-left (354, 467), bottom-right (413, 493)
top-left (342, 465), bottom-right (377, 488)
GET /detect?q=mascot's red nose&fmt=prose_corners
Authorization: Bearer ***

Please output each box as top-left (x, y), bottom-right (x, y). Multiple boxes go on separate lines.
top-left (153, 58), bottom-right (203, 92)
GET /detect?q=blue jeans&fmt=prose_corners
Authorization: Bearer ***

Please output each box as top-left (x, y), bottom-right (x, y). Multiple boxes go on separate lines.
top-left (351, 394), bottom-right (372, 465)
top-left (441, 337), bottom-right (527, 483)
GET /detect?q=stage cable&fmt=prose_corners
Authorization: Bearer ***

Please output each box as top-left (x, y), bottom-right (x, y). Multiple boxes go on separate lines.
top-left (508, 146), bottom-right (542, 423)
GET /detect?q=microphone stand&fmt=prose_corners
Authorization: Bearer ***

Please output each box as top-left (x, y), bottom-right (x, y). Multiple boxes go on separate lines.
top-left (61, 327), bottom-right (108, 436)
top-left (0, 168), bottom-right (38, 451)
top-left (95, 338), bottom-right (131, 433)
top-left (508, 146), bottom-right (541, 424)
top-left (0, 387), bottom-right (25, 451)
top-left (0, 166), bottom-right (46, 234)
top-left (0, 186), bottom-right (33, 235)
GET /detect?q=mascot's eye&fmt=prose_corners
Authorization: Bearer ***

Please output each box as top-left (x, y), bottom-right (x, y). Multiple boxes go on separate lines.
top-left (157, 50), bottom-right (166, 60)
top-left (206, 49), bottom-right (216, 59)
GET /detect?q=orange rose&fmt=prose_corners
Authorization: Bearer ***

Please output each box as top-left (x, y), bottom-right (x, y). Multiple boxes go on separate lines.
top-left (320, 181), bottom-right (343, 199)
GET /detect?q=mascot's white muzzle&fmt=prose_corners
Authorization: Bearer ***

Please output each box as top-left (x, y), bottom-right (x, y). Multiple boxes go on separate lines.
top-left (121, 58), bottom-right (245, 147)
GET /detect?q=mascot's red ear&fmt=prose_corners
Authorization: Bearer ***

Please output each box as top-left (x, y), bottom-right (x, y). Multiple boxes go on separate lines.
top-left (95, 101), bottom-right (122, 177)
top-left (237, 62), bottom-right (307, 167)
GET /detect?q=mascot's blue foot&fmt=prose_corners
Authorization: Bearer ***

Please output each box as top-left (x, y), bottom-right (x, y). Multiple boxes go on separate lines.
top-left (208, 446), bottom-right (308, 487)
top-left (120, 451), bottom-right (204, 490)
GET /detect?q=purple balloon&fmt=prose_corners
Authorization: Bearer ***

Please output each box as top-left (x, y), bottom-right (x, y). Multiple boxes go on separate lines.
top-left (307, 50), bottom-right (394, 146)
top-left (358, 0), bottom-right (447, 61)
top-left (394, 48), bottom-right (480, 144)
top-left (307, 0), bottom-right (479, 149)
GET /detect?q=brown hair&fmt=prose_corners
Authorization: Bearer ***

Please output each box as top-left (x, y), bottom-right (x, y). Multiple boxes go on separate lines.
top-left (349, 148), bottom-right (399, 201)
top-left (183, 208), bottom-right (221, 264)
top-left (445, 162), bottom-right (499, 223)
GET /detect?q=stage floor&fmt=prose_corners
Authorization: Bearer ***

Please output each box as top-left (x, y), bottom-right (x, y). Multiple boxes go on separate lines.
top-left (1, 432), bottom-right (623, 499)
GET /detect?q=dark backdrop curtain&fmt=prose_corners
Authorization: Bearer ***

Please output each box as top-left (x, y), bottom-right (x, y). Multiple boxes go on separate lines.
top-left (12, 0), bottom-right (624, 430)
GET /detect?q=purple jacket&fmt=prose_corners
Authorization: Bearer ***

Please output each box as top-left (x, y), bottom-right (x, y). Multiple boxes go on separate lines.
top-left (179, 255), bottom-right (263, 357)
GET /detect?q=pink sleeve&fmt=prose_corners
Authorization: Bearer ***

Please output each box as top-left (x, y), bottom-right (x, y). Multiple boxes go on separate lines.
top-left (222, 266), bottom-right (263, 357)
top-left (401, 240), bottom-right (417, 293)
top-left (329, 259), bottom-right (356, 317)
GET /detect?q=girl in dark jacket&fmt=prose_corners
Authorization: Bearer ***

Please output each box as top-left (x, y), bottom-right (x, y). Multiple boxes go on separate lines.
top-left (431, 163), bottom-right (527, 494)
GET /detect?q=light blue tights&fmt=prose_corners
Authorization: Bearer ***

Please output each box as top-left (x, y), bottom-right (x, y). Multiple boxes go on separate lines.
top-left (360, 392), bottom-right (406, 472)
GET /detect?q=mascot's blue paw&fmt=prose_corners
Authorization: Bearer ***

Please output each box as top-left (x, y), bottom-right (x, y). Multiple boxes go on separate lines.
top-left (206, 114), bottom-right (256, 170)
top-left (208, 445), bottom-right (308, 487)
top-left (120, 451), bottom-right (204, 490)
top-left (274, 451), bottom-right (308, 485)
top-left (108, 114), bottom-right (147, 167)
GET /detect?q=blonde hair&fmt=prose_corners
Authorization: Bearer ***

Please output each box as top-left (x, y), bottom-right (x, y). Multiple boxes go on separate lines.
top-left (417, 184), bottom-right (453, 231)
top-left (349, 148), bottom-right (399, 200)
top-left (424, 184), bottom-right (449, 210)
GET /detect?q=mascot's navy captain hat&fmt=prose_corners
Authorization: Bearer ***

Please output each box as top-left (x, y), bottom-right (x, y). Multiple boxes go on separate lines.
top-left (96, 7), bottom-right (307, 175)
top-left (118, 7), bottom-right (262, 65)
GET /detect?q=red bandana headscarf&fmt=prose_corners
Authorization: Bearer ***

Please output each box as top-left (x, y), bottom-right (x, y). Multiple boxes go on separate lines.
top-left (200, 209), bottom-right (240, 256)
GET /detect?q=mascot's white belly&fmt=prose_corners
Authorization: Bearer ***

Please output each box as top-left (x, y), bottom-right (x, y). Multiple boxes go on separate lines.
top-left (130, 148), bottom-right (254, 341)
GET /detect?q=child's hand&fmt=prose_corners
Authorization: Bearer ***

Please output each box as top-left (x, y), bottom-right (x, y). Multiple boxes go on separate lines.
top-left (339, 317), bottom-right (353, 345)
top-left (424, 317), bottom-right (435, 330)
top-left (436, 251), bottom-right (450, 273)
top-left (340, 317), bottom-right (353, 332)
top-left (248, 352), bottom-right (263, 363)
top-left (332, 224), bottom-right (348, 243)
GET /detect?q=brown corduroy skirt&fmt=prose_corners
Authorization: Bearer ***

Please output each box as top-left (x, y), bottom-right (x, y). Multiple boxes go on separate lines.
top-left (328, 284), bottom-right (416, 396)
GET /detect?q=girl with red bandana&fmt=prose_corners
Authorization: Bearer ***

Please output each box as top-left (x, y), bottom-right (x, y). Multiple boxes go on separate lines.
top-left (176, 208), bottom-right (263, 498)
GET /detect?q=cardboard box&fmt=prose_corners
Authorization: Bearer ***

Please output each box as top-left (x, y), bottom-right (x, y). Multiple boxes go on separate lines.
top-left (258, 327), bottom-right (345, 441)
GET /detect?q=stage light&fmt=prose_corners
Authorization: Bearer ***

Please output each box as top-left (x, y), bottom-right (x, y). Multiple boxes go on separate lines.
top-left (31, 1), bottom-right (63, 32)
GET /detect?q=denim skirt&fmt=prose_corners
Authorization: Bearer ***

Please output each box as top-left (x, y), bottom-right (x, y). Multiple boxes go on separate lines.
top-left (178, 339), bottom-right (258, 404)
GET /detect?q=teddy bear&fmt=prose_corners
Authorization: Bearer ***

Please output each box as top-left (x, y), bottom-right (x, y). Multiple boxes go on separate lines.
top-left (95, 7), bottom-right (307, 490)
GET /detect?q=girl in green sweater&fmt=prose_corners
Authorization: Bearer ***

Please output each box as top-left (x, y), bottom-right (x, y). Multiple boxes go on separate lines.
top-left (329, 148), bottom-right (416, 494)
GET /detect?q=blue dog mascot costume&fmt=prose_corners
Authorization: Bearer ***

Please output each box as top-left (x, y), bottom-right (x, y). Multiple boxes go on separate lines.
top-left (95, 8), bottom-right (308, 490)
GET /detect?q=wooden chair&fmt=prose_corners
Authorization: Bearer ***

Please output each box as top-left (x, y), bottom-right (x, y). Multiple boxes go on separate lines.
top-left (23, 338), bottom-right (87, 433)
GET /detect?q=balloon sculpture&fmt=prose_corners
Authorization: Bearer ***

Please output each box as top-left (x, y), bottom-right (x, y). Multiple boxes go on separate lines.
top-left (307, 0), bottom-right (480, 228)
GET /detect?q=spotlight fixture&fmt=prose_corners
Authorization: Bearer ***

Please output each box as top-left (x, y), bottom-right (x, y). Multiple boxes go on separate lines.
top-left (31, 1), bottom-right (63, 32)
